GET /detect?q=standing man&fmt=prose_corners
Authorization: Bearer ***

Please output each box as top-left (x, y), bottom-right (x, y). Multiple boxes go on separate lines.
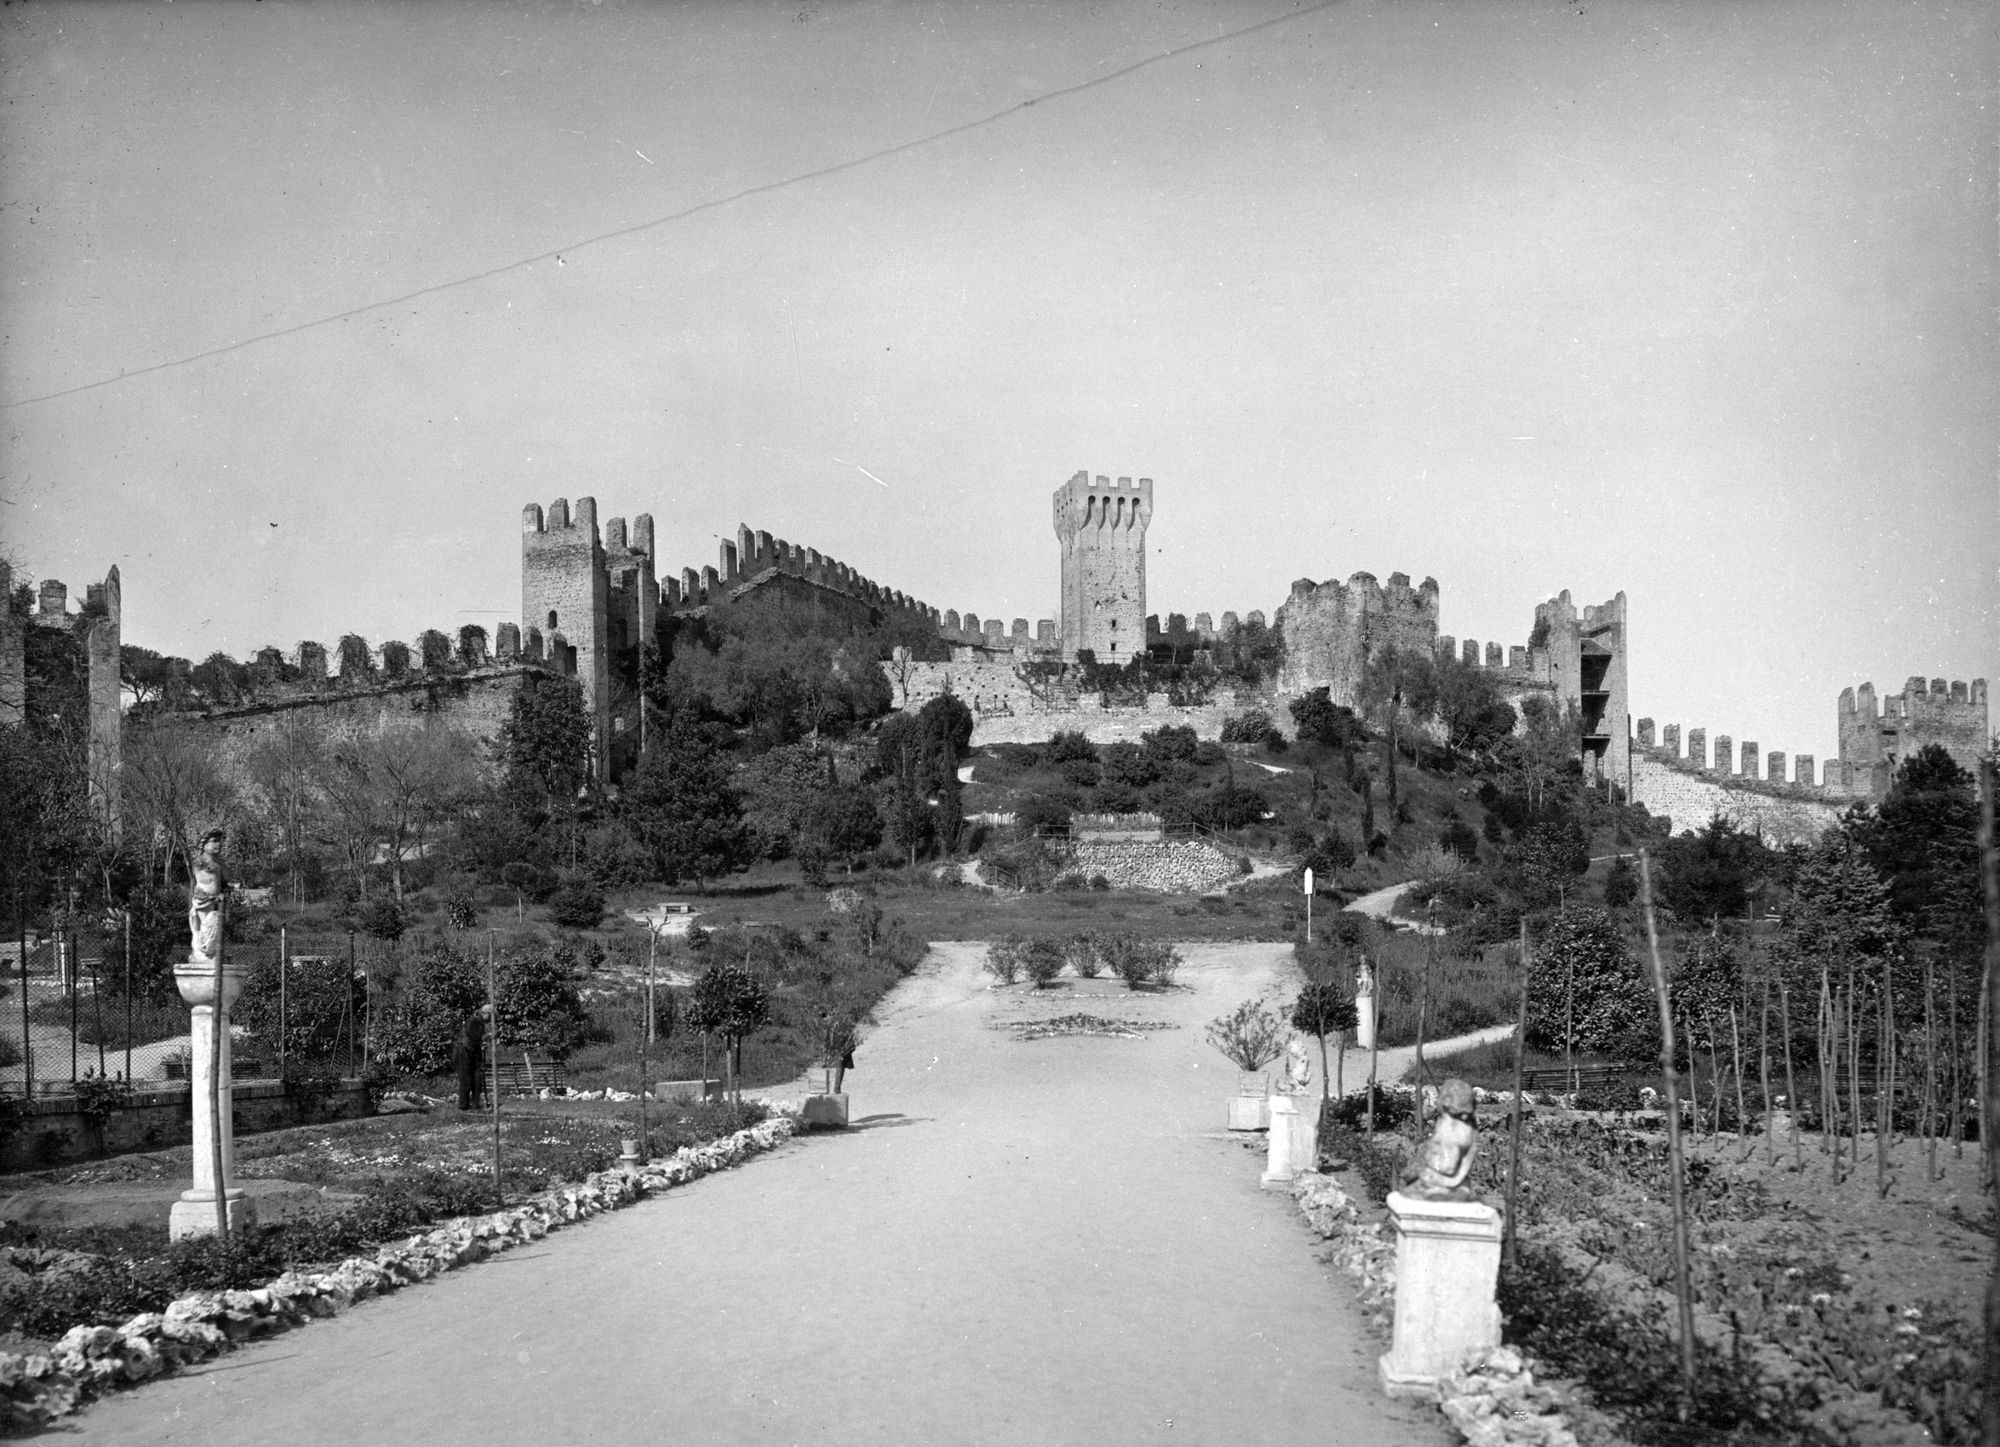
top-left (454, 1003), bottom-right (492, 1111)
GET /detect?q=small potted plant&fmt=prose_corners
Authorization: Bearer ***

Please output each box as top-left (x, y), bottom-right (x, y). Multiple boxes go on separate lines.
top-left (1206, 997), bottom-right (1288, 1131)
top-left (804, 1003), bottom-right (859, 1129)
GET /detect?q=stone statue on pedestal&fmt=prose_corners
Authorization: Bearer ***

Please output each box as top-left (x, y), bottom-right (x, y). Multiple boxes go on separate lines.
top-left (1401, 1077), bottom-right (1480, 1202)
top-left (1281, 1033), bottom-right (1313, 1095)
top-left (187, 829), bottom-right (226, 962)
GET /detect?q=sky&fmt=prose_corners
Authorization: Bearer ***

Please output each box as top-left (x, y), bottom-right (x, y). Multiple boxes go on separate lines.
top-left (1, 0), bottom-right (1993, 769)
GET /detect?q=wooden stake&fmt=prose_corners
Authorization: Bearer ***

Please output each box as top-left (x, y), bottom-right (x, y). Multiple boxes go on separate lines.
top-left (1780, 978), bottom-right (1801, 1170)
top-left (1924, 956), bottom-right (1939, 1182)
top-left (1977, 757), bottom-right (1999, 1447)
top-left (1877, 956), bottom-right (1893, 1199)
top-left (1730, 1004), bottom-right (1750, 1161)
top-left (487, 932), bottom-right (501, 1198)
top-left (1505, 919), bottom-right (1530, 1269)
top-left (1760, 982), bottom-right (1774, 1166)
top-left (1638, 850), bottom-right (1697, 1419)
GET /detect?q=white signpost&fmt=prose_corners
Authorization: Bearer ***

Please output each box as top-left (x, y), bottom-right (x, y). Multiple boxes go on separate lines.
top-left (1303, 866), bottom-right (1314, 942)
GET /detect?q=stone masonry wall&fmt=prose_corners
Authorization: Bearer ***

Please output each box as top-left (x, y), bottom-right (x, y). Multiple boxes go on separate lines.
top-left (1, 1078), bottom-right (372, 1174)
top-left (890, 657), bottom-right (1283, 746)
top-left (1057, 839), bottom-right (1243, 893)
top-left (178, 668), bottom-right (535, 793)
top-left (1629, 755), bottom-right (1845, 846)
top-left (1274, 570), bottom-right (1439, 707)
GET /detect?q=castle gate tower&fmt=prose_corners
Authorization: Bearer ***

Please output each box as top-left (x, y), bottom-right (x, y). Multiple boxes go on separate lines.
top-left (1053, 471), bottom-right (1153, 664)
top-left (521, 498), bottom-right (610, 785)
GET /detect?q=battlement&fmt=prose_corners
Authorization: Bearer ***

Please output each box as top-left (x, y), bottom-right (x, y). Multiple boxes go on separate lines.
top-left (1054, 470), bottom-right (1154, 663)
top-left (1435, 633), bottom-right (1551, 683)
top-left (1635, 718), bottom-right (1866, 799)
top-left (656, 520), bottom-right (938, 625)
top-left (1274, 567), bottom-right (1440, 705)
top-left (0, 562), bottom-right (123, 830)
top-left (1836, 673), bottom-right (1989, 796)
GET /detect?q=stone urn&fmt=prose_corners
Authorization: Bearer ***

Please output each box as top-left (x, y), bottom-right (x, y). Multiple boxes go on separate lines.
top-left (1228, 1071), bottom-right (1271, 1131)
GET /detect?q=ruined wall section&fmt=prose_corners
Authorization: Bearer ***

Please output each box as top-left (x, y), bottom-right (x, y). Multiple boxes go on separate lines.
top-left (1274, 570), bottom-right (1439, 706)
top-left (660, 521), bottom-right (941, 637)
top-left (889, 652), bottom-right (1282, 746)
top-left (1535, 590), bottom-right (1629, 789)
top-left (0, 561), bottom-right (124, 833)
top-left (1837, 677), bottom-right (1988, 797)
top-left (1054, 472), bottom-right (1151, 664)
top-left (521, 499), bottom-right (610, 784)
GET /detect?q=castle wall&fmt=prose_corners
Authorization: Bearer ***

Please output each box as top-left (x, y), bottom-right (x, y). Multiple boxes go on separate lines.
top-left (1054, 472), bottom-right (1151, 663)
top-left (1837, 676), bottom-right (1988, 796)
top-left (521, 499), bottom-right (610, 784)
top-left (890, 655), bottom-right (1282, 746)
top-left (1628, 754), bottom-right (1844, 847)
top-left (0, 560), bottom-right (123, 833)
top-left (1274, 569), bottom-right (1439, 706)
top-left (176, 667), bottom-right (537, 793)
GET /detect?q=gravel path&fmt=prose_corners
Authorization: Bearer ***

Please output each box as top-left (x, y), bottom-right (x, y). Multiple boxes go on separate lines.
top-left (67, 941), bottom-right (1450, 1447)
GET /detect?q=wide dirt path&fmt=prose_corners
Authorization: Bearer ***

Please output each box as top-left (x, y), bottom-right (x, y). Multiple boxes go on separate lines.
top-left (70, 943), bottom-right (1449, 1447)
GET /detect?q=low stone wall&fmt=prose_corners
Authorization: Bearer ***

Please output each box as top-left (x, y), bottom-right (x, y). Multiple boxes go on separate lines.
top-left (1, 1079), bottom-right (373, 1173)
top-left (1058, 840), bottom-right (1243, 893)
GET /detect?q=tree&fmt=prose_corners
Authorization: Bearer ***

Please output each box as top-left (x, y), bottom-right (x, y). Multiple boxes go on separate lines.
top-left (624, 709), bottom-right (748, 888)
top-left (1526, 906), bottom-right (1650, 1057)
top-left (1656, 814), bottom-right (1770, 929)
top-left (1289, 687), bottom-right (1366, 752)
top-left (1432, 654), bottom-right (1518, 756)
top-left (1603, 854), bottom-right (1638, 909)
top-left (1292, 981), bottom-right (1358, 1100)
top-left (494, 943), bottom-right (593, 1061)
top-left (690, 962), bottom-right (770, 1102)
top-left (122, 717), bottom-right (239, 887)
top-left (1848, 744), bottom-right (1980, 950)
top-left (1356, 645), bottom-right (1436, 810)
top-left (1503, 817), bottom-right (1590, 911)
top-left (1671, 935), bottom-right (1741, 1062)
top-left (373, 935), bottom-right (487, 1077)
top-left (501, 673), bottom-right (593, 866)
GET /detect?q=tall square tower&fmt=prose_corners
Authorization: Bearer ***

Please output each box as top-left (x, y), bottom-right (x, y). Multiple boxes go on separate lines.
top-left (1053, 471), bottom-right (1152, 663)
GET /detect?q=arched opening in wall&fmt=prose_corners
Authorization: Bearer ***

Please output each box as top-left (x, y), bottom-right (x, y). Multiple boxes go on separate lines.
top-left (548, 611), bottom-right (559, 630)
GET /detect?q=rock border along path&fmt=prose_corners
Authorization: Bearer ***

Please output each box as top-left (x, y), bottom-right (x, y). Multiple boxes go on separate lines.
top-left (69, 942), bottom-right (1451, 1447)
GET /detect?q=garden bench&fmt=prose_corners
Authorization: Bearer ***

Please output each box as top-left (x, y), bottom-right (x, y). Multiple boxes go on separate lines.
top-left (490, 1059), bottom-right (568, 1094)
top-left (1519, 1065), bottom-right (1627, 1093)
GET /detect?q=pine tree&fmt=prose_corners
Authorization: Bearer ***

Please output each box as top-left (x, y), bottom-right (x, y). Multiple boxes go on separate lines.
top-left (624, 709), bottom-right (748, 888)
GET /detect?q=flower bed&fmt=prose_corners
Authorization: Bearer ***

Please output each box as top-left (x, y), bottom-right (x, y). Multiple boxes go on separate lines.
top-left (0, 1115), bottom-right (798, 1430)
top-left (1001, 1013), bottom-right (1180, 1040)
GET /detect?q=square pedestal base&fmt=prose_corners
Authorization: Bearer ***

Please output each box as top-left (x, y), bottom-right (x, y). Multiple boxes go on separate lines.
top-left (802, 1093), bottom-right (849, 1129)
top-left (1261, 1095), bottom-right (1319, 1189)
top-left (169, 1191), bottom-right (258, 1241)
top-left (1378, 1191), bottom-right (1502, 1398)
top-left (1227, 1094), bottom-right (1270, 1132)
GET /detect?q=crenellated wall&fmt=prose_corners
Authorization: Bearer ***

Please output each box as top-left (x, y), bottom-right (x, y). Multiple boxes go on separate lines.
top-left (1628, 714), bottom-right (1866, 844)
top-left (1274, 569), bottom-right (1439, 706)
top-left (1837, 676), bottom-right (1988, 797)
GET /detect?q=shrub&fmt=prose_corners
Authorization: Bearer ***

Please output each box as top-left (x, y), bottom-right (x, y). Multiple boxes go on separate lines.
top-left (1141, 724), bottom-right (1198, 761)
top-left (353, 896), bottom-right (406, 942)
top-left (1062, 932), bottom-right (1102, 977)
top-left (547, 876), bottom-right (606, 929)
top-left (1045, 730), bottom-right (1098, 764)
top-left (1021, 938), bottom-right (1066, 988)
top-left (1329, 1084), bottom-right (1411, 1132)
top-left (1089, 874), bottom-right (1110, 891)
top-left (1204, 997), bottom-right (1287, 1072)
top-left (984, 936), bottom-right (1025, 985)
top-left (441, 881), bottom-right (480, 930)
top-left (1102, 936), bottom-right (1178, 990)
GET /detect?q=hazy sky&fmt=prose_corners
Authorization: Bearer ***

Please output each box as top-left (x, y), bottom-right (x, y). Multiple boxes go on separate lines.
top-left (2, 0), bottom-right (1993, 767)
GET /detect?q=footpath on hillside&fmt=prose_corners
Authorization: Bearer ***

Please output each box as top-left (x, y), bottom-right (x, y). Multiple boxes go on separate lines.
top-left (67, 942), bottom-right (1453, 1447)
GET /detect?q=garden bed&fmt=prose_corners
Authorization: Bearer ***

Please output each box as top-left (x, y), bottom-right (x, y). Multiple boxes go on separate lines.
top-left (0, 1096), bottom-right (771, 1351)
top-left (1312, 1095), bottom-right (1989, 1446)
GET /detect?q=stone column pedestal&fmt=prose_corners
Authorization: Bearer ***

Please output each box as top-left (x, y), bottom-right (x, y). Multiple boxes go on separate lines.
top-left (1378, 1191), bottom-right (1502, 1398)
top-left (802, 1093), bottom-right (849, 1129)
top-left (1260, 1093), bottom-right (1318, 1189)
top-left (1355, 989), bottom-right (1376, 1051)
top-left (168, 957), bottom-right (258, 1241)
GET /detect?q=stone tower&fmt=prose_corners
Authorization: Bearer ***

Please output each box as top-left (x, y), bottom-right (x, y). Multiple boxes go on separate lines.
top-left (521, 498), bottom-right (610, 785)
top-left (1053, 471), bottom-right (1153, 664)
top-left (1533, 590), bottom-right (1629, 794)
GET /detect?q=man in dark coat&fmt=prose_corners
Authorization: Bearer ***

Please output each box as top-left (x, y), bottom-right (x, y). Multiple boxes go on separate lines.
top-left (453, 1004), bottom-right (492, 1111)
